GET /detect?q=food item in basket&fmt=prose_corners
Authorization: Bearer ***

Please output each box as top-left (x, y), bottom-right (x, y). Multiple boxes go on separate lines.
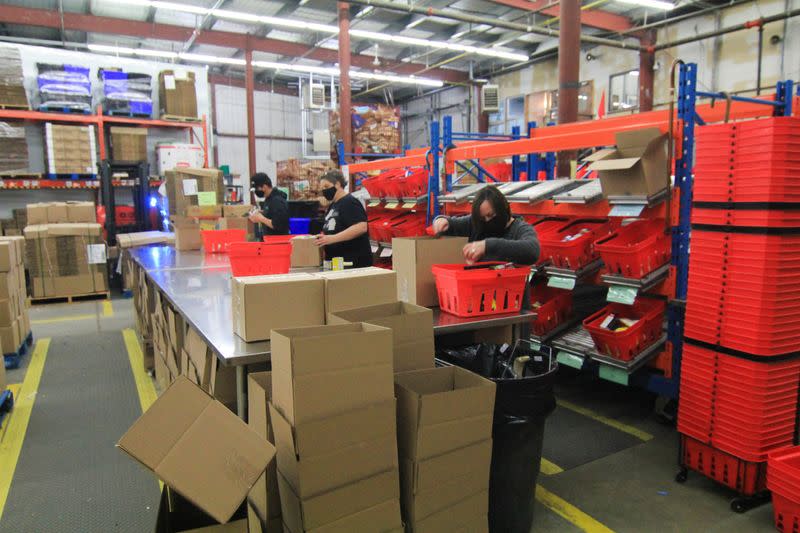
top-left (562, 228), bottom-right (590, 242)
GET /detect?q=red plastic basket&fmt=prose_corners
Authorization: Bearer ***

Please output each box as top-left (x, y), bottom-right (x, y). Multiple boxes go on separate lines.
top-left (201, 229), bottom-right (247, 253)
top-left (432, 262), bottom-right (531, 318)
top-left (691, 208), bottom-right (800, 229)
top-left (583, 298), bottom-right (665, 361)
top-left (403, 169), bottom-right (428, 197)
top-left (771, 493), bottom-right (800, 533)
top-left (681, 434), bottom-right (767, 496)
top-left (228, 242), bottom-right (291, 277)
top-left (530, 283), bottom-right (573, 336)
top-left (595, 219), bottom-right (671, 278)
top-left (539, 218), bottom-right (618, 269)
top-left (262, 235), bottom-right (296, 244)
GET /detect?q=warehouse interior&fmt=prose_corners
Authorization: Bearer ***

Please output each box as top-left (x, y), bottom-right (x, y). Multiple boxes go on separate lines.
top-left (0, 0), bottom-right (798, 532)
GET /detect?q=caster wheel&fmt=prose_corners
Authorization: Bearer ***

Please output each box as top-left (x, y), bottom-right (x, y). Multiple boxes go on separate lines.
top-left (675, 471), bottom-right (688, 483)
top-left (730, 499), bottom-right (748, 513)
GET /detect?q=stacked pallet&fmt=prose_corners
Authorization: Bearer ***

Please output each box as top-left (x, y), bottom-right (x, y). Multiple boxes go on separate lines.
top-left (0, 121), bottom-right (29, 174)
top-left (44, 123), bottom-right (98, 177)
top-left (99, 69), bottom-right (153, 117)
top-left (0, 44), bottom-right (29, 108)
top-left (678, 116), bottom-right (800, 500)
top-left (0, 237), bottom-right (29, 359)
top-left (36, 63), bottom-right (92, 113)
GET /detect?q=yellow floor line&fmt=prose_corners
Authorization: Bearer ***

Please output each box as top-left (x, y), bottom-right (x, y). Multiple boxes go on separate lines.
top-left (556, 399), bottom-right (653, 442)
top-left (31, 313), bottom-right (100, 325)
top-left (0, 338), bottom-right (51, 521)
top-left (540, 458), bottom-right (564, 475)
top-left (536, 484), bottom-right (616, 533)
top-left (0, 384), bottom-right (22, 443)
top-left (103, 300), bottom-right (113, 317)
top-left (122, 329), bottom-right (157, 413)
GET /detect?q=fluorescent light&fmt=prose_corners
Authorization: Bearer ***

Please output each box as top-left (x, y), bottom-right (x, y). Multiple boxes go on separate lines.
top-left (179, 53), bottom-right (246, 66)
top-left (616, 0), bottom-right (675, 10)
top-left (150, 0), bottom-right (210, 15)
top-left (356, 6), bottom-right (374, 18)
top-left (349, 29), bottom-right (528, 61)
top-left (406, 17), bottom-right (425, 29)
top-left (252, 60), bottom-right (340, 77)
top-left (87, 43), bottom-right (178, 59)
top-left (451, 30), bottom-right (470, 40)
top-left (253, 60), bottom-right (443, 87)
top-left (629, 70), bottom-right (640, 76)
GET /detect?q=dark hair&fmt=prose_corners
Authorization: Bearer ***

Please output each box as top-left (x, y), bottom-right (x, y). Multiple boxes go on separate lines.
top-left (472, 185), bottom-right (511, 222)
top-left (321, 170), bottom-right (347, 189)
top-left (251, 172), bottom-right (272, 189)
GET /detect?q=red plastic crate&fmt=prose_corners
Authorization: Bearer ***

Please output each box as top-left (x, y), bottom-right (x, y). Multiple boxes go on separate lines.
top-left (681, 434), bottom-right (767, 495)
top-left (691, 208), bottom-right (800, 228)
top-left (432, 262), bottom-right (531, 318)
top-left (583, 298), bottom-right (665, 361)
top-left (262, 235), bottom-right (296, 244)
top-left (228, 242), bottom-right (291, 277)
top-left (530, 283), bottom-right (573, 336)
top-left (403, 169), bottom-right (428, 197)
top-left (388, 215), bottom-right (427, 239)
top-left (771, 493), bottom-right (800, 533)
top-left (200, 229), bottom-right (247, 253)
top-left (595, 219), bottom-right (671, 278)
top-left (539, 218), bottom-right (618, 269)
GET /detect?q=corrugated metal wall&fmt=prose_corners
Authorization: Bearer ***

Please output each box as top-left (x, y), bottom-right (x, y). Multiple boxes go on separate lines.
top-left (401, 86), bottom-right (471, 148)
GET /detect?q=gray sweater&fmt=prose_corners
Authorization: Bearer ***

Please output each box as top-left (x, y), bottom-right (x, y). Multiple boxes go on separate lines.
top-left (438, 215), bottom-right (540, 265)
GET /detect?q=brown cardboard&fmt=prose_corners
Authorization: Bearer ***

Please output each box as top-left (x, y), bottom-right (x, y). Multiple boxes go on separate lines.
top-left (172, 217), bottom-right (203, 251)
top-left (270, 323), bottom-right (394, 425)
top-left (269, 401), bottom-right (398, 498)
top-left (314, 267), bottom-right (397, 315)
top-left (0, 347), bottom-right (5, 390)
top-left (46, 203), bottom-right (68, 223)
top-left (402, 469), bottom-right (489, 524)
top-left (0, 299), bottom-right (14, 326)
top-left (277, 469), bottom-right (400, 532)
top-left (232, 274), bottom-right (325, 342)
top-left (586, 128), bottom-right (669, 198)
top-left (26, 203), bottom-right (48, 225)
top-left (328, 301), bottom-right (434, 373)
top-left (402, 440), bottom-right (492, 495)
top-left (66, 201), bottom-right (96, 223)
top-left (391, 237), bottom-right (468, 307)
top-left (14, 314), bottom-right (24, 348)
top-left (289, 236), bottom-right (321, 268)
top-left (186, 205), bottom-right (223, 218)
top-left (160, 70), bottom-right (198, 118)
top-left (0, 319), bottom-right (20, 352)
top-left (0, 240), bottom-right (17, 272)
top-left (111, 127), bottom-right (148, 161)
top-left (0, 274), bottom-right (15, 300)
top-left (155, 487), bottom-right (250, 533)
top-left (165, 168), bottom-right (223, 217)
top-left (411, 491), bottom-right (488, 533)
top-left (117, 376), bottom-right (276, 523)
top-left (223, 205), bottom-right (252, 217)
top-left (117, 231), bottom-right (175, 249)
top-left (394, 367), bottom-right (495, 460)
top-left (282, 494), bottom-right (401, 533)
top-left (184, 327), bottom-right (212, 390)
top-left (247, 372), bottom-right (282, 523)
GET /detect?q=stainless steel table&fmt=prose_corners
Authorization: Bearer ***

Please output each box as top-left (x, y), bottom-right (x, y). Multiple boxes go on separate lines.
top-left (432, 307), bottom-right (535, 335)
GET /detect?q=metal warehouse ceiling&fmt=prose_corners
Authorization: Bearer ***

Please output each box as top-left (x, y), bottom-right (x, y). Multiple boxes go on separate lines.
top-left (0, 0), bottom-right (731, 101)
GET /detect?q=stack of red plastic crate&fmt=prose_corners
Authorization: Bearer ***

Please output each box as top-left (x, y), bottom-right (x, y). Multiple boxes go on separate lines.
top-left (678, 116), bottom-right (800, 497)
top-left (768, 447), bottom-right (800, 531)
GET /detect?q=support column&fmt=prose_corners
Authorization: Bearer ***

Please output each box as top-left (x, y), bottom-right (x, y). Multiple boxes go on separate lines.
top-left (245, 41), bottom-right (256, 177)
top-left (639, 29), bottom-right (656, 112)
top-left (477, 86), bottom-right (489, 133)
top-left (556, 0), bottom-right (580, 178)
top-left (338, 2), bottom-right (353, 166)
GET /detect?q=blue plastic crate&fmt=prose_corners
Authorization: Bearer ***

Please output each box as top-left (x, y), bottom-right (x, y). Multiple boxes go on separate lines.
top-left (289, 217), bottom-right (311, 235)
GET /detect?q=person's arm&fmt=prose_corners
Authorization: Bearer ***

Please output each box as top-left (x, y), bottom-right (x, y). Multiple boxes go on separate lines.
top-left (270, 198), bottom-right (290, 234)
top-left (485, 222), bottom-right (540, 265)
top-left (434, 214), bottom-right (472, 237)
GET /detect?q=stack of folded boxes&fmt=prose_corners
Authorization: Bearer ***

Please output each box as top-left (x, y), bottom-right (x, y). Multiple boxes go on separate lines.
top-left (394, 366), bottom-right (495, 532)
top-left (269, 323), bottom-right (403, 533)
top-left (0, 121), bottom-right (29, 174)
top-left (0, 236), bottom-right (29, 355)
top-left (0, 44), bottom-right (29, 109)
top-left (44, 123), bottom-right (98, 176)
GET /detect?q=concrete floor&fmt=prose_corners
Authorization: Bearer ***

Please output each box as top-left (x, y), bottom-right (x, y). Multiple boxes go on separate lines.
top-left (0, 297), bottom-right (779, 532)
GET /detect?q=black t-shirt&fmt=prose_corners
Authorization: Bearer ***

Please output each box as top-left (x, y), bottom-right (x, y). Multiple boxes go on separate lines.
top-left (322, 194), bottom-right (372, 267)
top-left (260, 189), bottom-right (289, 236)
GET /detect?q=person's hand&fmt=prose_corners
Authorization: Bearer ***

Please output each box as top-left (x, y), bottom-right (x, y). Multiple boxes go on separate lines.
top-left (315, 234), bottom-right (336, 247)
top-left (432, 217), bottom-right (449, 235)
top-left (248, 212), bottom-right (265, 224)
top-left (463, 240), bottom-right (486, 264)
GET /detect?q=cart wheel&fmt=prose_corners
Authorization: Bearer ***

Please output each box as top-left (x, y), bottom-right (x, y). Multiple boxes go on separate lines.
top-left (730, 498), bottom-right (748, 513)
top-left (675, 469), bottom-right (688, 483)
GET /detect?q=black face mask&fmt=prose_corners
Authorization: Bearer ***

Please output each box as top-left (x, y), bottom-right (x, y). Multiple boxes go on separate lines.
top-left (322, 187), bottom-right (337, 201)
top-left (475, 214), bottom-right (509, 238)
top-left (253, 188), bottom-right (265, 199)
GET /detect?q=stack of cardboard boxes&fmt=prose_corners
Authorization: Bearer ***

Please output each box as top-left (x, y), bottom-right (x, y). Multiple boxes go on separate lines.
top-left (0, 121), bottom-right (29, 174)
top-left (26, 201), bottom-right (95, 225)
top-left (44, 123), bottom-right (98, 176)
top-left (110, 127), bottom-right (148, 161)
top-left (248, 373), bottom-right (284, 532)
top-left (117, 230), bottom-right (174, 292)
top-left (0, 236), bottom-right (29, 355)
top-left (24, 223), bottom-right (107, 299)
top-left (0, 44), bottom-right (28, 109)
top-left (158, 70), bottom-right (198, 118)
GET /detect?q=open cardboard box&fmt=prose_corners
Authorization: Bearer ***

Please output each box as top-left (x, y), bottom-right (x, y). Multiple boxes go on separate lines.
top-left (154, 486), bottom-right (257, 533)
top-left (391, 236), bottom-right (468, 307)
top-left (327, 301), bottom-right (435, 373)
top-left (117, 377), bottom-right (276, 524)
top-left (585, 127), bottom-right (669, 199)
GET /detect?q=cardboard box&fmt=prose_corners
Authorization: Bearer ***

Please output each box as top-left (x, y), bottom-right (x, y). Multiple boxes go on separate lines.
top-left (402, 470), bottom-right (489, 526)
top-left (117, 231), bottom-right (175, 249)
top-left (392, 236), bottom-right (468, 307)
top-left (46, 203), bottom-right (69, 223)
top-left (0, 239), bottom-right (17, 272)
top-left (223, 205), bottom-right (252, 218)
top-left (26, 203), bottom-right (48, 225)
top-left (0, 299), bottom-right (14, 326)
top-left (159, 70), bottom-right (198, 118)
top-left (183, 326), bottom-right (212, 390)
top-left (172, 217), bottom-right (203, 251)
top-left (289, 236), bottom-right (321, 268)
top-left (270, 401), bottom-right (398, 498)
top-left (217, 217), bottom-right (250, 235)
top-left (410, 491), bottom-right (488, 533)
top-left (328, 302), bottom-right (434, 373)
top-left (111, 127), bottom-right (148, 162)
top-left (117, 376), bottom-right (276, 523)
top-left (402, 440), bottom-right (492, 495)
top-left (314, 267), bottom-right (397, 315)
top-left (0, 273), bottom-right (16, 300)
top-left (165, 168), bottom-right (223, 217)
top-left (186, 205), bottom-right (223, 218)
top-left (232, 274), bottom-right (325, 342)
top-left (157, 143), bottom-right (205, 175)
top-left (271, 323), bottom-right (394, 425)
top-left (282, 496), bottom-right (401, 533)
top-left (247, 372), bottom-right (282, 523)
top-left (277, 469), bottom-right (401, 532)
top-left (155, 486), bottom-right (252, 533)
top-left (586, 127), bottom-right (669, 199)
top-left (395, 366), bottom-right (495, 460)
top-left (0, 319), bottom-right (20, 352)
top-left (66, 201), bottom-right (96, 223)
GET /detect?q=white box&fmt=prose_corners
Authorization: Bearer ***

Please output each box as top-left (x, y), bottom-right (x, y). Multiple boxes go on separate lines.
top-left (156, 143), bottom-right (204, 176)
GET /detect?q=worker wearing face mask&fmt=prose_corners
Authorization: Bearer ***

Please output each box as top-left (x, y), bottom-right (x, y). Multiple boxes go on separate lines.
top-left (430, 185), bottom-right (539, 265)
top-left (248, 172), bottom-right (289, 238)
top-left (315, 170), bottom-right (373, 268)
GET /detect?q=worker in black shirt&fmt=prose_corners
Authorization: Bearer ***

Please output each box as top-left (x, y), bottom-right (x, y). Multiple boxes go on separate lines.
top-left (315, 170), bottom-right (373, 268)
top-left (248, 172), bottom-right (289, 237)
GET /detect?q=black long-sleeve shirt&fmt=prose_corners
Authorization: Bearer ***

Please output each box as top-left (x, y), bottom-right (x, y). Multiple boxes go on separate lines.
top-left (260, 189), bottom-right (289, 236)
top-left (437, 215), bottom-right (540, 265)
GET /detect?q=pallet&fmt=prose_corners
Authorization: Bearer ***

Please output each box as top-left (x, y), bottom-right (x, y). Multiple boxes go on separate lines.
top-left (38, 105), bottom-right (92, 115)
top-left (0, 103), bottom-right (29, 110)
top-left (4, 332), bottom-right (33, 370)
top-left (45, 173), bottom-right (98, 180)
top-left (0, 173), bottom-right (42, 180)
top-left (0, 389), bottom-right (13, 430)
top-left (121, 290), bottom-right (133, 299)
top-left (28, 291), bottom-right (110, 305)
top-left (105, 110), bottom-right (152, 119)
top-left (160, 114), bottom-right (202, 123)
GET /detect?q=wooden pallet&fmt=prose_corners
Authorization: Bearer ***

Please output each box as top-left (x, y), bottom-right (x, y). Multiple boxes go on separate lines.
top-left (160, 114), bottom-right (202, 123)
top-left (28, 291), bottom-right (111, 305)
top-left (0, 173), bottom-right (42, 180)
top-left (0, 103), bottom-right (29, 110)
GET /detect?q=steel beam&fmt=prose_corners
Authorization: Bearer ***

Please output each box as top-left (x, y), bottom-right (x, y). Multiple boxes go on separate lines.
top-left (557, 0), bottom-right (580, 177)
top-left (338, 2), bottom-right (353, 164)
top-left (639, 30), bottom-right (656, 111)
top-left (488, 0), bottom-right (633, 31)
top-left (245, 45), bottom-right (256, 177)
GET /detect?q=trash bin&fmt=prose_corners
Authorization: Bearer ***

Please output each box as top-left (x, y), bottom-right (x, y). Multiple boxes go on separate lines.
top-left (437, 340), bottom-right (558, 533)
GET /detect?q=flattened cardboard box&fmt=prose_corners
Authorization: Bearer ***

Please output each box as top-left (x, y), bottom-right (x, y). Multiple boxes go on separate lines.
top-left (314, 267), bottom-right (397, 315)
top-left (395, 366), bottom-right (495, 460)
top-left (247, 372), bottom-right (282, 523)
top-left (270, 323), bottom-right (394, 425)
top-left (269, 400), bottom-right (398, 498)
top-left (0, 319), bottom-right (20, 356)
top-left (277, 469), bottom-right (400, 532)
top-left (117, 376), bottom-right (276, 523)
top-left (328, 301), bottom-right (434, 373)
top-left (232, 274), bottom-right (325, 342)
top-left (392, 236), bottom-right (467, 307)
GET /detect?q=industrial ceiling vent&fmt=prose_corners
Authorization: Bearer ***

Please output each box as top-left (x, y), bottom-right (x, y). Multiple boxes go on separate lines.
top-left (306, 83), bottom-right (326, 109)
top-left (481, 84), bottom-right (500, 113)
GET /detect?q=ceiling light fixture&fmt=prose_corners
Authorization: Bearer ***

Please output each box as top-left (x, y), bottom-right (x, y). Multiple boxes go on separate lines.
top-left (87, 43), bottom-right (178, 59)
top-left (405, 17), bottom-right (426, 29)
top-left (616, 0), bottom-right (675, 10)
top-left (252, 60), bottom-right (443, 87)
top-left (356, 6), bottom-right (374, 18)
top-left (179, 53), bottom-right (246, 66)
top-left (113, 0), bottom-right (528, 62)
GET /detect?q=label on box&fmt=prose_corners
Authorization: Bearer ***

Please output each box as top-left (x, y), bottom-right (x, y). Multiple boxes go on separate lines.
top-left (379, 248), bottom-right (392, 258)
top-left (547, 276), bottom-right (575, 290)
top-left (183, 179), bottom-right (198, 196)
top-left (197, 191), bottom-right (216, 206)
top-left (164, 75), bottom-right (176, 90)
top-left (385, 202), bottom-right (399, 209)
top-left (174, 68), bottom-right (188, 80)
top-left (607, 285), bottom-right (638, 305)
top-left (87, 244), bottom-right (107, 264)
top-left (556, 351), bottom-right (584, 369)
